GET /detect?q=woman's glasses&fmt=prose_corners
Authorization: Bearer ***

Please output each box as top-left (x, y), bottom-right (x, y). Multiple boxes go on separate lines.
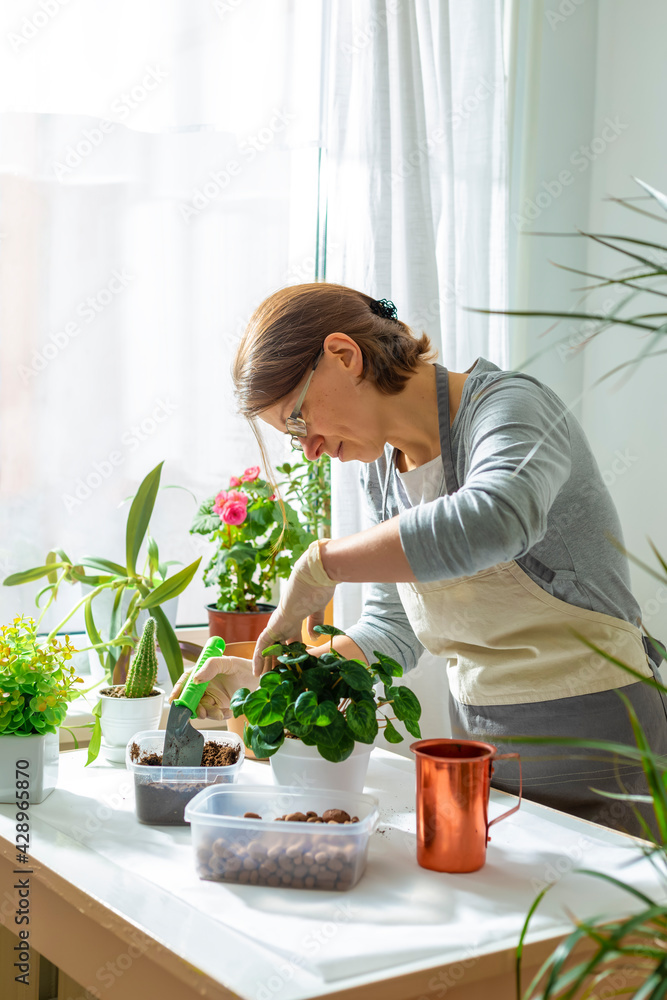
top-left (285, 349), bottom-right (324, 450)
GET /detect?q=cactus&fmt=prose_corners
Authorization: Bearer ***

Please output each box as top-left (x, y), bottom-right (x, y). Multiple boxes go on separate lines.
top-left (125, 617), bottom-right (158, 698)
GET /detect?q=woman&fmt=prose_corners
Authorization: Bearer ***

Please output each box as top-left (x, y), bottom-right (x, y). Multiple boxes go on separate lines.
top-left (172, 282), bottom-right (667, 837)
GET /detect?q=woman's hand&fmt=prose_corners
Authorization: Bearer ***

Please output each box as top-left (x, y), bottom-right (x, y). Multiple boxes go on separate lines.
top-left (168, 655), bottom-right (259, 720)
top-left (252, 540), bottom-right (337, 676)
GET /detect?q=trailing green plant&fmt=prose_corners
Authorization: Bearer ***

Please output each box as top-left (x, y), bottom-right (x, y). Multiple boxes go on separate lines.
top-left (190, 462), bottom-right (318, 613)
top-left (3, 462), bottom-right (200, 687)
top-left (0, 615), bottom-right (82, 736)
top-left (124, 616), bottom-right (159, 698)
top-left (230, 624), bottom-right (422, 762)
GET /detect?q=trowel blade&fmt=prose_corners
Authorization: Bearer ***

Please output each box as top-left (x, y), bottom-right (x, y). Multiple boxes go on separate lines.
top-left (162, 701), bottom-right (205, 767)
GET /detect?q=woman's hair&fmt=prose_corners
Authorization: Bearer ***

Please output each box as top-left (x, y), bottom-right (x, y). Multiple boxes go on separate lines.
top-left (232, 281), bottom-right (435, 417)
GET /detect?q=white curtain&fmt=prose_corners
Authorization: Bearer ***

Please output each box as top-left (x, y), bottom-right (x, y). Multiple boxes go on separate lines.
top-left (0, 0), bottom-right (324, 636)
top-left (324, 0), bottom-right (509, 740)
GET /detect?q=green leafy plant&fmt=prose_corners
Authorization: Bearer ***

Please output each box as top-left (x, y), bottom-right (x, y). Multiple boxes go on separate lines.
top-left (190, 462), bottom-right (318, 612)
top-left (276, 453), bottom-right (331, 540)
top-left (0, 615), bottom-right (83, 736)
top-left (512, 545), bottom-right (667, 998)
top-left (3, 462), bottom-right (200, 687)
top-left (230, 624), bottom-right (422, 762)
top-left (472, 176), bottom-right (667, 386)
top-left (124, 616), bottom-right (159, 698)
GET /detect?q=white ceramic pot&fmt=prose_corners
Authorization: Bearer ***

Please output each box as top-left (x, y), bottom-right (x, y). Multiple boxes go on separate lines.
top-left (99, 687), bottom-right (165, 764)
top-left (0, 730), bottom-right (59, 804)
top-left (82, 584), bottom-right (178, 690)
top-left (269, 738), bottom-right (372, 794)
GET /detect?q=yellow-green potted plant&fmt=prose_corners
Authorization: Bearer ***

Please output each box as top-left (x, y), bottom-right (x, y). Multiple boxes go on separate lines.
top-left (0, 615), bottom-right (82, 803)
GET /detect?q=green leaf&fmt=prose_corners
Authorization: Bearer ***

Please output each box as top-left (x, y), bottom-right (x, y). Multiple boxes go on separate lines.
top-left (147, 535), bottom-right (159, 578)
top-left (243, 687), bottom-right (289, 726)
top-left (404, 718), bottom-right (422, 740)
top-left (151, 605), bottom-right (183, 685)
top-left (391, 686), bottom-right (422, 724)
top-left (125, 462), bottom-right (164, 575)
top-left (261, 643), bottom-right (285, 657)
top-left (311, 713), bottom-right (354, 762)
top-left (339, 659), bottom-right (374, 692)
top-left (302, 666), bottom-right (336, 695)
top-left (259, 671), bottom-right (283, 691)
top-left (312, 624), bottom-right (346, 637)
top-left (382, 716), bottom-right (403, 744)
top-left (81, 556), bottom-right (129, 577)
top-left (278, 651), bottom-right (310, 665)
top-left (314, 701), bottom-right (340, 726)
top-left (230, 687), bottom-right (250, 718)
top-left (4, 563), bottom-right (68, 586)
top-left (372, 651), bottom-right (404, 677)
top-left (371, 663), bottom-right (392, 686)
top-left (346, 700), bottom-right (379, 744)
top-left (294, 691), bottom-right (321, 725)
top-left (257, 721), bottom-right (284, 743)
top-left (84, 599), bottom-right (105, 669)
top-left (249, 722), bottom-right (285, 758)
top-left (85, 713), bottom-right (102, 766)
top-left (138, 557), bottom-right (201, 609)
top-left (45, 550), bottom-right (59, 585)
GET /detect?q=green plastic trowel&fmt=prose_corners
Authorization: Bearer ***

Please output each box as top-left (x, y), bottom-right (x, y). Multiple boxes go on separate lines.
top-left (162, 636), bottom-right (226, 767)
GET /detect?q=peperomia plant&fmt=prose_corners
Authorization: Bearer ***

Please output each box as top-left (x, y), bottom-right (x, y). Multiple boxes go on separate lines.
top-left (230, 625), bottom-right (422, 762)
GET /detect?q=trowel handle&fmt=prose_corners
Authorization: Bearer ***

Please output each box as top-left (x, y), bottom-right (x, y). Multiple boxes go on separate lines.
top-left (174, 636), bottom-right (226, 717)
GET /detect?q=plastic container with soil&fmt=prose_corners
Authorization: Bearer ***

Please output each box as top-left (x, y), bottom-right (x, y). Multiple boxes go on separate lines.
top-left (126, 730), bottom-right (244, 825)
top-left (184, 784), bottom-right (379, 891)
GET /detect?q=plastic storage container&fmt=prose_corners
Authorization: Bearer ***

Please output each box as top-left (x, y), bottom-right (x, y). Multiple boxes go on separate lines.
top-left (184, 785), bottom-right (379, 891)
top-left (126, 730), bottom-right (244, 825)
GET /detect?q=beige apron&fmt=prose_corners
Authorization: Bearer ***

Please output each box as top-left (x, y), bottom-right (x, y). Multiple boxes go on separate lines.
top-left (386, 364), bottom-right (655, 709)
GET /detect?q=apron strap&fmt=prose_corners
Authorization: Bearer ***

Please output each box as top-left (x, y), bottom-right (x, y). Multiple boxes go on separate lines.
top-left (434, 364), bottom-right (459, 495)
top-left (643, 634), bottom-right (666, 674)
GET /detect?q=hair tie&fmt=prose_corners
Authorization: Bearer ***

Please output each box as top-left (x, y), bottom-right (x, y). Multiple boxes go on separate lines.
top-left (369, 297), bottom-right (398, 321)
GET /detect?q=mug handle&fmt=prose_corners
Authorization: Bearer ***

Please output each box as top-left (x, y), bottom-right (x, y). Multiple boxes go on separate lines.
top-left (487, 752), bottom-right (522, 832)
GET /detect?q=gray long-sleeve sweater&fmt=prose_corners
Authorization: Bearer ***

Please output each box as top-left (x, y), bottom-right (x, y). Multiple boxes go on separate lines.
top-left (345, 357), bottom-right (644, 674)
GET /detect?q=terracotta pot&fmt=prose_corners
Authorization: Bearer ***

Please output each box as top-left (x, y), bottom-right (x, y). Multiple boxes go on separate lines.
top-left (206, 604), bottom-right (276, 644)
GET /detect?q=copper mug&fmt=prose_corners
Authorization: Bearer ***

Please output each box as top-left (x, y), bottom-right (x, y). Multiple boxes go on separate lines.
top-left (410, 738), bottom-right (522, 873)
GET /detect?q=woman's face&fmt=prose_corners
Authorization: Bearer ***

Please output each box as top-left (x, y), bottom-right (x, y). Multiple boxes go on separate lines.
top-left (257, 334), bottom-right (389, 464)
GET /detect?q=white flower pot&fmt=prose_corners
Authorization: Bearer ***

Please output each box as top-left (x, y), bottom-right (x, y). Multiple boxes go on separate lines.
top-left (99, 688), bottom-right (165, 764)
top-left (82, 584), bottom-right (178, 690)
top-left (0, 730), bottom-right (59, 804)
top-left (269, 738), bottom-right (372, 794)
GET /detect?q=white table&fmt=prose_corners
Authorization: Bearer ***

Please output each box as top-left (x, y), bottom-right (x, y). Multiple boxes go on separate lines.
top-left (1, 747), bottom-right (663, 1000)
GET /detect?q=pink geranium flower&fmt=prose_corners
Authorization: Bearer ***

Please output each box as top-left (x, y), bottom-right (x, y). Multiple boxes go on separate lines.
top-left (226, 491), bottom-right (248, 505)
top-left (241, 466), bottom-right (260, 482)
top-left (212, 490), bottom-right (228, 516)
top-left (229, 476), bottom-right (242, 487)
top-left (220, 499), bottom-right (248, 526)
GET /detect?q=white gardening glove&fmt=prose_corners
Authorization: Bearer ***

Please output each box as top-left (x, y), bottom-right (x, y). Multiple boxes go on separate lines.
top-left (168, 655), bottom-right (259, 720)
top-left (252, 539), bottom-right (337, 676)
